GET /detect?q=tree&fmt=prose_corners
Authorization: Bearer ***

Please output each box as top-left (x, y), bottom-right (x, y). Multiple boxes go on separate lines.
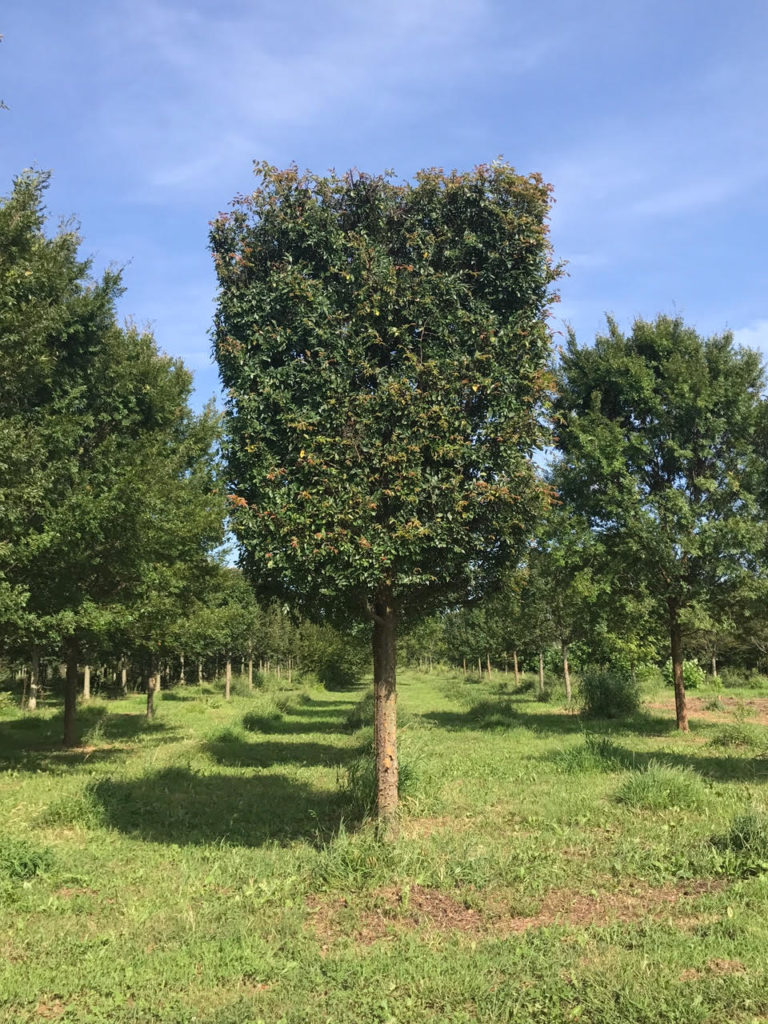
top-left (212, 162), bottom-right (560, 832)
top-left (555, 315), bottom-right (766, 730)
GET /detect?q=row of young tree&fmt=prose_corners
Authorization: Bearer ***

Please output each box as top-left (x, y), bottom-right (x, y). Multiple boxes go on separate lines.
top-left (0, 171), bottom-right (365, 740)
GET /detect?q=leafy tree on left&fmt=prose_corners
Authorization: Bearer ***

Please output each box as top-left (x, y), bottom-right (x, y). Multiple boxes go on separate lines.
top-left (0, 171), bottom-right (224, 743)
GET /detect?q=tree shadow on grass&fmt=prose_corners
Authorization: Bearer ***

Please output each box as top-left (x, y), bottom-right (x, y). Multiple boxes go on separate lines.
top-left (0, 706), bottom-right (175, 772)
top-left (206, 733), bottom-right (354, 769)
top-left (91, 766), bottom-right (348, 846)
top-left (240, 713), bottom-right (344, 736)
top-left (423, 698), bottom-right (686, 740)
top-left (537, 740), bottom-right (768, 783)
top-left (423, 700), bottom-right (583, 737)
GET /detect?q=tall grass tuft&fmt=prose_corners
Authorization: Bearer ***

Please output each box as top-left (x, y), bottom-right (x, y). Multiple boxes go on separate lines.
top-left (615, 761), bottom-right (708, 811)
top-left (340, 748), bottom-right (419, 819)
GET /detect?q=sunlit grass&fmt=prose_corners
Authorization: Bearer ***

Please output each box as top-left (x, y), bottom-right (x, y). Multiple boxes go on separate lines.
top-left (0, 668), bottom-right (767, 1021)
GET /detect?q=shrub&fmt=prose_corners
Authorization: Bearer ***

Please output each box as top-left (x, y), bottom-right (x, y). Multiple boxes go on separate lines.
top-left (635, 663), bottom-right (665, 689)
top-left (712, 810), bottom-right (768, 875)
top-left (0, 835), bottom-right (54, 880)
top-left (578, 666), bottom-right (641, 718)
top-left (682, 660), bottom-right (706, 690)
top-left (718, 668), bottom-right (768, 690)
top-left (615, 762), bottom-right (708, 811)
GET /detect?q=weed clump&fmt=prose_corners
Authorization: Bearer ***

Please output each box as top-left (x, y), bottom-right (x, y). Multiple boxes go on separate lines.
top-left (579, 667), bottom-right (641, 719)
top-left (341, 749), bottom-right (419, 819)
top-left (0, 834), bottom-right (53, 880)
top-left (615, 762), bottom-right (708, 811)
top-left (554, 734), bottom-right (628, 773)
top-left (703, 696), bottom-right (724, 712)
top-left (709, 724), bottom-right (765, 750)
top-left (712, 810), bottom-right (768, 875)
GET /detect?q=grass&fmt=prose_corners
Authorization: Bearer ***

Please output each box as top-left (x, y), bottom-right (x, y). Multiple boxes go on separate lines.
top-left (1, 668), bottom-right (768, 1022)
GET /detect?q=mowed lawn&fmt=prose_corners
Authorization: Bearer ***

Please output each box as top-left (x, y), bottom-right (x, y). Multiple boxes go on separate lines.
top-left (2, 669), bottom-right (768, 1023)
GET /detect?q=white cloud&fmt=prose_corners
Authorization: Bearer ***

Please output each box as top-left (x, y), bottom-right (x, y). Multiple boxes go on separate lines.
top-left (733, 319), bottom-right (768, 354)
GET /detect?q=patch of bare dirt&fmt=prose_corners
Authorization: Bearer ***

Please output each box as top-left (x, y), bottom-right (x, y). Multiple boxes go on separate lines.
top-left (493, 879), bottom-right (723, 933)
top-left (307, 879), bottom-right (725, 946)
top-left (307, 885), bottom-right (483, 947)
top-left (680, 958), bottom-right (747, 981)
top-left (35, 999), bottom-right (66, 1019)
top-left (399, 816), bottom-right (470, 840)
top-left (55, 886), bottom-right (97, 899)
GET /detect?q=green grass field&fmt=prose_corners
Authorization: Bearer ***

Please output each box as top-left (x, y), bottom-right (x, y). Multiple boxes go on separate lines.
top-left (2, 669), bottom-right (768, 1023)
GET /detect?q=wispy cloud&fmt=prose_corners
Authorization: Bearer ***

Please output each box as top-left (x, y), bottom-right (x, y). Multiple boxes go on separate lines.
top-left (733, 320), bottom-right (768, 356)
top-left (91, 0), bottom-right (557, 196)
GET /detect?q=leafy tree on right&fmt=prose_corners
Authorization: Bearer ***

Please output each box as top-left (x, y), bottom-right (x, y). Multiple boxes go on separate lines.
top-left (554, 315), bottom-right (766, 730)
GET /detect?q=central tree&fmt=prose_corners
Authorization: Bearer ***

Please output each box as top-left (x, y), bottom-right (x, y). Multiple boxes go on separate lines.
top-left (211, 163), bottom-right (560, 832)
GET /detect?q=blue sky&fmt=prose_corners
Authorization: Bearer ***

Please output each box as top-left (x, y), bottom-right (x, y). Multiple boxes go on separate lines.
top-left (3, 0), bottom-right (767, 408)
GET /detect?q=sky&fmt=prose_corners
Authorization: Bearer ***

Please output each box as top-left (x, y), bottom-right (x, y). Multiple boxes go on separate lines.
top-left (2, 0), bottom-right (768, 409)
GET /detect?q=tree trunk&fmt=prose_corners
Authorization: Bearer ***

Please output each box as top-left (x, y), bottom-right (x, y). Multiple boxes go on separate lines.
top-left (225, 657), bottom-right (231, 700)
top-left (248, 652), bottom-right (253, 691)
top-left (562, 643), bottom-right (572, 703)
top-left (146, 670), bottom-right (156, 719)
top-left (373, 596), bottom-right (398, 839)
top-left (711, 654), bottom-right (718, 678)
top-left (669, 601), bottom-right (689, 732)
top-left (198, 659), bottom-right (203, 685)
top-left (462, 658), bottom-right (467, 676)
top-left (120, 658), bottom-right (128, 695)
top-left (63, 639), bottom-right (79, 747)
top-left (477, 657), bottom-right (482, 676)
top-left (179, 652), bottom-right (185, 685)
top-left (486, 653), bottom-right (492, 679)
top-left (28, 647), bottom-right (40, 711)
top-left (538, 652), bottom-right (545, 693)
top-left (513, 650), bottom-right (519, 687)
top-left (83, 664), bottom-right (91, 701)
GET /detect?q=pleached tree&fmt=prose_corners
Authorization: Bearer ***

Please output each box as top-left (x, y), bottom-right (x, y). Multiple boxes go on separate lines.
top-left (212, 162), bottom-right (560, 833)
